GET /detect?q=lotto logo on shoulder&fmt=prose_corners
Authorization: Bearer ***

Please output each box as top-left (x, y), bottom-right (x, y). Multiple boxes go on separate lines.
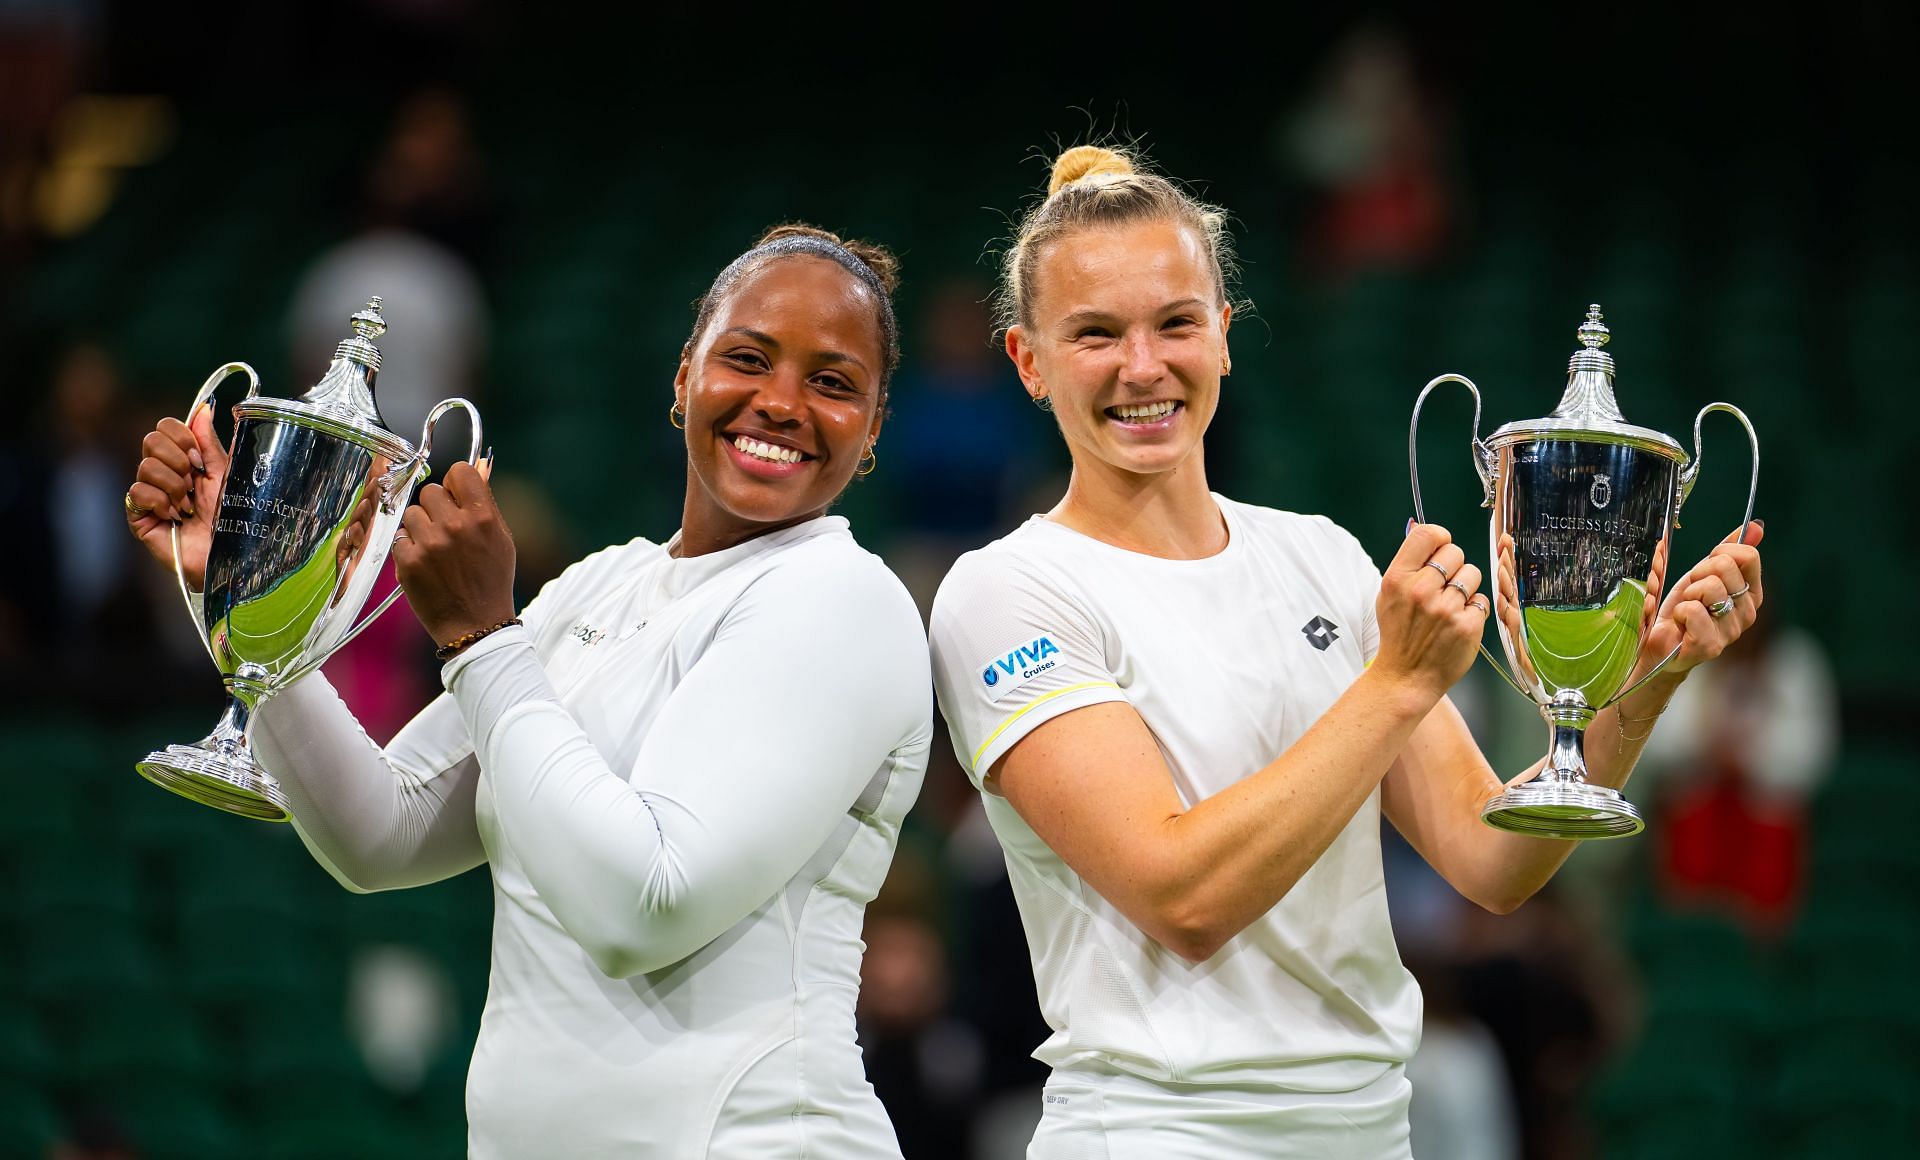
top-left (979, 635), bottom-right (1062, 702)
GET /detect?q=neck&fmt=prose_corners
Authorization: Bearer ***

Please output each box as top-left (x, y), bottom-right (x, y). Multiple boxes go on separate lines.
top-left (675, 471), bottom-right (823, 559)
top-left (1048, 448), bottom-right (1226, 560)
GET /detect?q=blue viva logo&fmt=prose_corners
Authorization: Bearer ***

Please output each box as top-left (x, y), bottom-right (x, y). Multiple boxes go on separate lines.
top-left (981, 636), bottom-right (1061, 685)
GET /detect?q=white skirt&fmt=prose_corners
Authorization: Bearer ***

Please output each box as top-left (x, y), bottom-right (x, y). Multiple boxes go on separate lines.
top-left (1028, 1063), bottom-right (1413, 1160)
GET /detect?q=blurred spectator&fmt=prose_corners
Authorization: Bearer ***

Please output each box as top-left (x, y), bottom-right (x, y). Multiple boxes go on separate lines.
top-left (0, 342), bottom-right (180, 707)
top-left (290, 86), bottom-right (492, 742)
top-left (1277, 22), bottom-right (1456, 281)
top-left (860, 846), bottom-right (983, 1160)
top-left (880, 277), bottom-right (1053, 614)
top-left (1453, 885), bottom-right (1631, 1160)
top-left (1640, 601), bottom-right (1839, 934)
top-left (1404, 956), bottom-right (1520, 1160)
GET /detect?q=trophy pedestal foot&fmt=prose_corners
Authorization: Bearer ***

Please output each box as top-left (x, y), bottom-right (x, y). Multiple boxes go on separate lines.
top-left (136, 744), bottom-right (290, 823)
top-left (1481, 781), bottom-right (1643, 841)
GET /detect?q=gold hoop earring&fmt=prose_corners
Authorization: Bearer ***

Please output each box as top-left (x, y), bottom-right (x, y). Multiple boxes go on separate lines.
top-left (856, 444), bottom-right (878, 477)
top-left (669, 400), bottom-right (686, 429)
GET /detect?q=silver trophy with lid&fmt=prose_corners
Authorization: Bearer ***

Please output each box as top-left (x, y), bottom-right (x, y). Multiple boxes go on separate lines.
top-left (1410, 306), bottom-right (1757, 839)
top-left (136, 298), bottom-right (482, 821)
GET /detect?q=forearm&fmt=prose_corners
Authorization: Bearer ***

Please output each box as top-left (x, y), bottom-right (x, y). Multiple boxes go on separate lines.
top-left (444, 624), bottom-right (907, 979)
top-left (252, 675), bottom-right (484, 892)
top-left (1441, 670), bottom-right (1687, 911)
top-left (1152, 669), bottom-right (1436, 956)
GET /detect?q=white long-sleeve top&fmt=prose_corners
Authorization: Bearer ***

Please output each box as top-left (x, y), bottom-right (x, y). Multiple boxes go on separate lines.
top-left (251, 516), bottom-right (932, 1159)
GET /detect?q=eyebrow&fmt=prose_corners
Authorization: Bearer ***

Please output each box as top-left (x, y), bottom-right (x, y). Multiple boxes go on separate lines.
top-left (714, 327), bottom-right (870, 373)
top-left (1058, 298), bottom-right (1210, 328)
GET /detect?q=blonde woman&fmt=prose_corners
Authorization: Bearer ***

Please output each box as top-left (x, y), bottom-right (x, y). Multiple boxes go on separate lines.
top-left (928, 147), bottom-right (1764, 1157)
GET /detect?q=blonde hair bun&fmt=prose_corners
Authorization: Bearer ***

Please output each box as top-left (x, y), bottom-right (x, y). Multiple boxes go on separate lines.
top-left (1048, 145), bottom-right (1136, 195)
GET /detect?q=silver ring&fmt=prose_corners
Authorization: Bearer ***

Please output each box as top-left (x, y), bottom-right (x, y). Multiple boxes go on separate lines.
top-left (1469, 595), bottom-right (1490, 614)
top-left (1708, 596), bottom-right (1735, 619)
top-left (1446, 580), bottom-right (1471, 599)
top-left (394, 529), bottom-right (411, 544)
top-left (1727, 584), bottom-right (1751, 600)
top-left (1424, 561), bottom-right (1451, 582)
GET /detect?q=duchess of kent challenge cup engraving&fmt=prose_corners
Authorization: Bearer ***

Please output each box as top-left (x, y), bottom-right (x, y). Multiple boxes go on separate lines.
top-left (135, 298), bottom-right (483, 822)
top-left (1409, 305), bottom-right (1759, 841)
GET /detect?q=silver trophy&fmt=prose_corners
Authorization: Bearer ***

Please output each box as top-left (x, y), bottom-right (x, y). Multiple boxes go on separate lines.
top-left (1410, 306), bottom-right (1757, 840)
top-left (136, 298), bottom-right (482, 821)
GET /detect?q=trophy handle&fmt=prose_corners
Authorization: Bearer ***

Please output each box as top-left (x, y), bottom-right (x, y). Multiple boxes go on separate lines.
top-left (1410, 374), bottom-right (1530, 700)
top-left (286, 397), bottom-right (487, 681)
top-left (170, 363), bottom-right (262, 664)
top-left (1604, 401), bottom-right (1760, 708)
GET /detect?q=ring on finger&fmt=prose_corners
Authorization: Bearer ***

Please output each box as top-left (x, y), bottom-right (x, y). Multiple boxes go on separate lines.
top-left (1727, 584), bottom-right (1751, 600)
top-left (1424, 561), bottom-right (1452, 582)
top-left (1469, 595), bottom-right (1490, 614)
top-left (1708, 596), bottom-right (1735, 619)
top-left (1446, 580), bottom-right (1472, 599)
top-left (124, 489), bottom-right (151, 518)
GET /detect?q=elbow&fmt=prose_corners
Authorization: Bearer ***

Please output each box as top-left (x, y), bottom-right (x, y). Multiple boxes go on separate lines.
top-left (583, 933), bottom-right (681, 980)
top-left (1150, 896), bottom-right (1239, 965)
top-left (1472, 883), bottom-right (1536, 916)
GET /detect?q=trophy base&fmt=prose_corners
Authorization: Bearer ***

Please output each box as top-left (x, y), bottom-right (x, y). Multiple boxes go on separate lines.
top-left (1481, 782), bottom-right (1643, 841)
top-left (136, 744), bottom-right (291, 823)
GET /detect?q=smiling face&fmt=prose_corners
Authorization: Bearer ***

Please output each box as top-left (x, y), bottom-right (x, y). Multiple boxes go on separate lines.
top-left (674, 256), bottom-right (887, 555)
top-left (1007, 218), bottom-right (1230, 484)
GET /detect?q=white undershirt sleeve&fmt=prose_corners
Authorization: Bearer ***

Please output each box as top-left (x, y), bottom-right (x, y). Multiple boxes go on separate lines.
top-left (252, 676), bottom-right (485, 892)
top-left (442, 557), bottom-right (928, 980)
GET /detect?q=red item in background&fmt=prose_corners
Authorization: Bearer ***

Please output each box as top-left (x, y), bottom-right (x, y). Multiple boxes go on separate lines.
top-left (1659, 756), bottom-right (1807, 931)
top-left (321, 561), bottom-right (434, 746)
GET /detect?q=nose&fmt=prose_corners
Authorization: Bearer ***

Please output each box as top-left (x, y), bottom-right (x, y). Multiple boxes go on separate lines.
top-left (1118, 329), bottom-right (1167, 387)
top-left (752, 367), bottom-right (806, 426)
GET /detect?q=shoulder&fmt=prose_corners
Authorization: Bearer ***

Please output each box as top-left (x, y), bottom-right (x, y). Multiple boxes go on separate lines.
top-left (931, 524), bottom-right (1088, 631)
top-left (1220, 496), bottom-right (1379, 579)
top-left (541, 536), bottom-right (664, 601)
top-left (742, 529), bottom-right (925, 644)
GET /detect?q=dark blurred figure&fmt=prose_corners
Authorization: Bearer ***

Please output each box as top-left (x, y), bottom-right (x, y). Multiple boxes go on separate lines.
top-left (880, 277), bottom-right (1052, 615)
top-left (859, 849), bottom-right (982, 1160)
top-left (1277, 22), bottom-right (1456, 281)
top-left (1403, 955), bottom-right (1519, 1160)
top-left (48, 1104), bottom-right (138, 1160)
top-left (0, 1), bottom-right (94, 270)
top-left (1639, 600), bottom-right (1838, 935)
top-left (0, 343), bottom-right (175, 708)
top-left (288, 86), bottom-right (492, 743)
top-left (1453, 885), bottom-right (1631, 1160)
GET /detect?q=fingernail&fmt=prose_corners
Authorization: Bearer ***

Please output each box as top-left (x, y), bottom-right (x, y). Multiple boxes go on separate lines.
top-left (181, 503), bottom-right (195, 519)
top-left (1752, 518), bottom-right (1765, 531)
top-left (189, 447), bottom-right (206, 473)
top-left (1405, 517), bottom-right (1414, 535)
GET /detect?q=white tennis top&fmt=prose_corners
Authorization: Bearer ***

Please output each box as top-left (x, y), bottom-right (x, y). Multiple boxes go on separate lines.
top-left (252, 516), bottom-right (931, 1158)
top-left (929, 496), bottom-right (1422, 1094)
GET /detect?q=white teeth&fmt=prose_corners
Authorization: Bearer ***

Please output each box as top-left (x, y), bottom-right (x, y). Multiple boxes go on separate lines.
top-left (1112, 401), bottom-right (1178, 421)
top-left (733, 436), bottom-right (803, 464)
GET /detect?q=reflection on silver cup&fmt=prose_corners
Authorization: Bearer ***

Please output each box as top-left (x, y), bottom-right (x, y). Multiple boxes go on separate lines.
top-left (1411, 306), bottom-right (1758, 840)
top-left (135, 299), bottom-right (482, 821)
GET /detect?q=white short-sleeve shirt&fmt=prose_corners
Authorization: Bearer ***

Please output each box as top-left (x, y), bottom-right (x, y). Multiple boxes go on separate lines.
top-left (929, 495), bottom-right (1421, 1094)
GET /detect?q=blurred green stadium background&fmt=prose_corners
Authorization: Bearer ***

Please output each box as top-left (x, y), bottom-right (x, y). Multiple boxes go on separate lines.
top-left (2, 4), bottom-right (1914, 1157)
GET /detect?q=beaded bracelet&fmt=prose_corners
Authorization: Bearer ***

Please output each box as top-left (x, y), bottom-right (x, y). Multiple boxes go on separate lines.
top-left (435, 617), bottom-right (524, 662)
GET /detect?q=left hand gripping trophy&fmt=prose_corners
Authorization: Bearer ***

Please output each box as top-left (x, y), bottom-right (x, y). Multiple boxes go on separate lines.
top-left (135, 297), bottom-right (481, 822)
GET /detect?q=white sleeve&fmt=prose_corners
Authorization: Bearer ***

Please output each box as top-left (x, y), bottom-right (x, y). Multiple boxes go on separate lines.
top-left (253, 677), bottom-right (484, 893)
top-left (928, 550), bottom-right (1127, 785)
top-left (441, 553), bottom-right (930, 980)
top-left (246, 551), bottom-right (589, 892)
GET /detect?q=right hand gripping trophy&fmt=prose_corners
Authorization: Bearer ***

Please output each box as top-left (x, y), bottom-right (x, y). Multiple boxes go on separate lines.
top-left (1410, 306), bottom-right (1757, 840)
top-left (136, 298), bottom-right (482, 822)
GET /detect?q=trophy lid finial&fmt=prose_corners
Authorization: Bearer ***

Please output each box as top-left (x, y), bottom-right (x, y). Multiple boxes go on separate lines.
top-left (1578, 304), bottom-right (1609, 350)
top-left (350, 297), bottom-right (388, 342)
